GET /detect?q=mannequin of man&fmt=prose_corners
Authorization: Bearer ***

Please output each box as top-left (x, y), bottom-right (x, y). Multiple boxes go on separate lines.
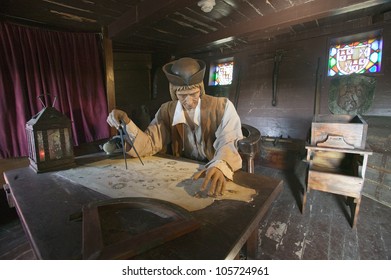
top-left (107, 57), bottom-right (243, 196)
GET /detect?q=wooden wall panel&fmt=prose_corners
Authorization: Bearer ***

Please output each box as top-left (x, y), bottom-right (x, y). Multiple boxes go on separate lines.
top-left (234, 38), bottom-right (323, 139)
top-left (113, 53), bottom-right (152, 127)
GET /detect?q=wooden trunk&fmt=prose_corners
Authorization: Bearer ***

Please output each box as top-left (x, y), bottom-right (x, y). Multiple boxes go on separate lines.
top-left (258, 137), bottom-right (305, 170)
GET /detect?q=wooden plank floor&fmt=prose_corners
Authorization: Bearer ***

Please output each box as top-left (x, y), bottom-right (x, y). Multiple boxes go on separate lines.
top-left (1, 161), bottom-right (390, 260)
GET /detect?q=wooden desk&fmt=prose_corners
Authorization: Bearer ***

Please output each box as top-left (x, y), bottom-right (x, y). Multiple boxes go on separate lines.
top-left (3, 153), bottom-right (283, 260)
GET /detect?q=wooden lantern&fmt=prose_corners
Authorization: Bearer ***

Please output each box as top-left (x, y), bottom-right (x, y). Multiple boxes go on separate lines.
top-left (26, 105), bottom-right (75, 173)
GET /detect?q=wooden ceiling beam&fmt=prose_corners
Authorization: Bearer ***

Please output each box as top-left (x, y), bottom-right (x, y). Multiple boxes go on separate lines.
top-left (176, 0), bottom-right (390, 52)
top-left (108, 0), bottom-right (196, 40)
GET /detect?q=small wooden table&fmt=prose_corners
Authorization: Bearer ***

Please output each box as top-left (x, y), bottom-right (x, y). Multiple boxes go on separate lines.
top-left (3, 153), bottom-right (283, 260)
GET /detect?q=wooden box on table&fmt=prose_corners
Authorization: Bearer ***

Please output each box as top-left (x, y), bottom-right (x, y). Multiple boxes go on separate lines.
top-left (311, 114), bottom-right (367, 149)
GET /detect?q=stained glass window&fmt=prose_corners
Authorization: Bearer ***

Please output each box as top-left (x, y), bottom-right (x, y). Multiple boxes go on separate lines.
top-left (210, 61), bottom-right (234, 85)
top-left (328, 36), bottom-right (383, 76)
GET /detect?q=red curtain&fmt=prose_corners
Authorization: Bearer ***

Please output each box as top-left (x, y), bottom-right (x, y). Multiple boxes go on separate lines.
top-left (0, 22), bottom-right (110, 158)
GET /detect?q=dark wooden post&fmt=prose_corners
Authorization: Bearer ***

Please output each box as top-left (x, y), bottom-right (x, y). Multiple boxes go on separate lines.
top-left (102, 26), bottom-right (116, 137)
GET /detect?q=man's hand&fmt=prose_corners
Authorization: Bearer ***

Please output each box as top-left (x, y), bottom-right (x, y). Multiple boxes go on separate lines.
top-left (107, 109), bottom-right (131, 129)
top-left (192, 167), bottom-right (227, 196)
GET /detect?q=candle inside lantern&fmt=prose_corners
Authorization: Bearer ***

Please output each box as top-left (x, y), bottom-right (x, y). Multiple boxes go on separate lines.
top-left (39, 149), bottom-right (45, 161)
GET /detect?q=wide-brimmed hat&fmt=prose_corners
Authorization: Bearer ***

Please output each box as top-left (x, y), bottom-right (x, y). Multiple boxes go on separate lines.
top-left (163, 57), bottom-right (206, 86)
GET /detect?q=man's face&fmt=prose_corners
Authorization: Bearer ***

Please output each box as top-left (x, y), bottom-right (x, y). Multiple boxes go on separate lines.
top-left (176, 87), bottom-right (200, 111)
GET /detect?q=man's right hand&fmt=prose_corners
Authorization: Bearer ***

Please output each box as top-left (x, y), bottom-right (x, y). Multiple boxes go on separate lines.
top-left (106, 109), bottom-right (131, 129)
top-left (192, 167), bottom-right (227, 197)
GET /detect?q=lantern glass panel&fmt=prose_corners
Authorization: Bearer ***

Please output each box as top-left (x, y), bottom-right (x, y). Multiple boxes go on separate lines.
top-left (48, 129), bottom-right (62, 159)
top-left (37, 131), bottom-right (45, 161)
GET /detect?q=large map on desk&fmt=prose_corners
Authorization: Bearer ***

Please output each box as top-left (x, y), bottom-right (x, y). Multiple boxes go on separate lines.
top-left (56, 156), bottom-right (257, 211)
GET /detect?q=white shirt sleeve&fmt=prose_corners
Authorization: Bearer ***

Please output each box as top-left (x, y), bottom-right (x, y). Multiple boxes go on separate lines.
top-left (205, 99), bottom-right (243, 180)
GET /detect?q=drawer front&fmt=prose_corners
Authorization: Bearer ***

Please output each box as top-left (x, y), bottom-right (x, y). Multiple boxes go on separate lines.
top-left (308, 170), bottom-right (363, 198)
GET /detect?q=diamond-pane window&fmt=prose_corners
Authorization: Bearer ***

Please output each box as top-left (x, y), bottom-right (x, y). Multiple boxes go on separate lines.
top-left (328, 36), bottom-right (383, 76)
top-left (210, 61), bottom-right (234, 85)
